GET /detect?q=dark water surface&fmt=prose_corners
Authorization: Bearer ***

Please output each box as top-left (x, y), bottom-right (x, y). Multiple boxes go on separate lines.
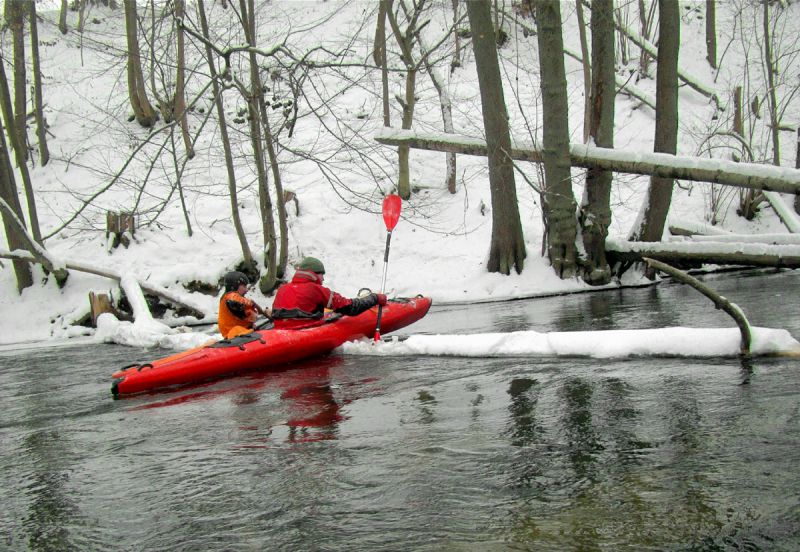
top-left (2, 269), bottom-right (800, 551)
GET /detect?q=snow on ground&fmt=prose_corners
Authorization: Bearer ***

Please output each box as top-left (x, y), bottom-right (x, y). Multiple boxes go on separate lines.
top-left (0, 1), bottom-right (798, 355)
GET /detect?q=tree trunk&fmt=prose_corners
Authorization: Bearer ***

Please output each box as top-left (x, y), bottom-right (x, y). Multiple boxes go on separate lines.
top-left (762, 0), bottom-right (780, 166)
top-left (419, 28), bottom-right (457, 194)
top-left (466, 0), bottom-right (526, 275)
top-left (240, 0), bottom-right (278, 293)
top-left (705, 0), bottom-right (717, 70)
top-left (794, 128), bottom-right (800, 215)
top-left (174, 0), bottom-right (194, 159)
top-left (534, 0), bottom-right (577, 278)
top-left (123, 0), bottom-right (157, 127)
top-left (29, 2), bottom-right (50, 166)
top-left (0, 129), bottom-right (32, 291)
top-left (196, 0), bottom-right (253, 270)
top-left (0, 54), bottom-right (41, 244)
top-left (451, 0), bottom-right (461, 72)
top-left (575, 0), bottom-right (591, 143)
top-left (8, 0), bottom-right (27, 162)
top-left (631, 0), bottom-right (679, 243)
top-left (59, 0), bottom-right (68, 34)
top-left (580, 0), bottom-right (614, 285)
top-left (375, 0), bottom-right (391, 127)
top-left (387, 0), bottom-right (422, 200)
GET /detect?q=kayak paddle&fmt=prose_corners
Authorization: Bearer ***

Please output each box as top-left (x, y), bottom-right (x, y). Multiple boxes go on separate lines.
top-left (374, 194), bottom-right (402, 341)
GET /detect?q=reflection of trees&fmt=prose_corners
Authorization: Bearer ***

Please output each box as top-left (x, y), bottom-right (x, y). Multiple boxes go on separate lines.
top-left (504, 377), bottom-right (545, 492)
top-left (22, 429), bottom-right (78, 552)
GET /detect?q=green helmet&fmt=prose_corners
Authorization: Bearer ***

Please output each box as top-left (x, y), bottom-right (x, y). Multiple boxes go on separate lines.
top-left (223, 271), bottom-right (249, 292)
top-left (297, 256), bottom-right (325, 274)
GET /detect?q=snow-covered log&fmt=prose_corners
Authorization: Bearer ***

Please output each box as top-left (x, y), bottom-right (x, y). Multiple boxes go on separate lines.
top-left (374, 128), bottom-right (800, 194)
top-left (0, 248), bottom-right (209, 319)
top-left (0, 197), bottom-right (68, 287)
top-left (606, 238), bottom-right (800, 269)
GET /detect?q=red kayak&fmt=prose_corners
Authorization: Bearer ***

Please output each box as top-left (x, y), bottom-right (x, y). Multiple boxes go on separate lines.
top-left (111, 296), bottom-right (432, 397)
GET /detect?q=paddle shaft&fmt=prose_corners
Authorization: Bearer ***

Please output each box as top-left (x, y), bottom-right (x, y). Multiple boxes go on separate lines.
top-left (373, 229), bottom-right (393, 341)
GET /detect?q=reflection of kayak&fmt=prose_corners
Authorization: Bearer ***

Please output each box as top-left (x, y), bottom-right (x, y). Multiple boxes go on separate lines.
top-left (111, 296), bottom-right (432, 397)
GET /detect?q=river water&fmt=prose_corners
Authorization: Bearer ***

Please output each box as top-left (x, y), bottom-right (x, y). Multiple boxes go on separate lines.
top-left (1, 269), bottom-right (799, 551)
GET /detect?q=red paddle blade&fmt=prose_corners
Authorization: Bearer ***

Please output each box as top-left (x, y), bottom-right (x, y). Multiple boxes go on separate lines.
top-left (382, 194), bottom-right (402, 231)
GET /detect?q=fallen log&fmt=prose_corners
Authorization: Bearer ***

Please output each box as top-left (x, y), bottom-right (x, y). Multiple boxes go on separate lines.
top-left (374, 128), bottom-right (800, 194)
top-left (0, 248), bottom-right (209, 320)
top-left (606, 238), bottom-right (800, 269)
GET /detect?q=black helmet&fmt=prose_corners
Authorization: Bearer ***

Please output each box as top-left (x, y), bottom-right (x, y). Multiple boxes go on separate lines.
top-left (223, 271), bottom-right (249, 292)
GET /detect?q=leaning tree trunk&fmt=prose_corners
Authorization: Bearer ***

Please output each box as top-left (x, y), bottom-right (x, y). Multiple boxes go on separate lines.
top-left (631, 0), bottom-right (679, 243)
top-left (374, 0), bottom-right (391, 127)
top-left (173, 0), bottom-right (194, 159)
top-left (466, 0), bottom-right (526, 275)
top-left (29, 2), bottom-right (50, 167)
top-left (0, 55), bottom-right (41, 244)
top-left (124, 0), bottom-right (157, 127)
top-left (196, 0), bottom-right (254, 270)
top-left (705, 0), bottom-right (717, 70)
top-left (0, 128), bottom-right (32, 291)
top-left (534, 0), bottom-right (577, 278)
top-left (575, 0), bottom-right (591, 143)
top-left (580, 0), bottom-right (615, 286)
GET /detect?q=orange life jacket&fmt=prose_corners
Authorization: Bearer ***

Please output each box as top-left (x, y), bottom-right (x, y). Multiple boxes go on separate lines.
top-left (218, 291), bottom-right (258, 339)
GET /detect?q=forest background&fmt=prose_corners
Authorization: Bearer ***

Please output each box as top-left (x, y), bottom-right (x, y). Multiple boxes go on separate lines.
top-left (0, 0), bottom-right (798, 346)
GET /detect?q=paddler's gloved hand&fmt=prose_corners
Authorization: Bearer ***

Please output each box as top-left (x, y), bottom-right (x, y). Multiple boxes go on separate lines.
top-left (376, 293), bottom-right (388, 306)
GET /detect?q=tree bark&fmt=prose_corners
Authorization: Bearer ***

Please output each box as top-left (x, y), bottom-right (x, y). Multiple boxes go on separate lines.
top-left (705, 0), bottom-right (717, 70)
top-left (240, 0), bottom-right (278, 293)
top-left (387, 0), bottom-right (424, 200)
top-left (0, 54), bottom-right (41, 244)
top-left (467, 0), bottom-right (526, 275)
top-left (580, 0), bottom-right (614, 285)
top-left (29, 2), bottom-right (50, 166)
top-left (59, 0), bottom-right (68, 34)
top-left (0, 130), bottom-right (32, 291)
top-left (643, 257), bottom-right (751, 355)
top-left (534, 0), bottom-right (576, 278)
top-left (762, 0), bottom-right (780, 166)
top-left (375, 0), bottom-right (391, 127)
top-left (631, 0), bottom-right (679, 243)
top-left (575, 0), bottom-right (591, 143)
top-left (8, 0), bottom-right (27, 162)
top-left (174, 0), bottom-right (194, 159)
top-left (195, 0), bottom-right (254, 270)
top-left (124, 0), bottom-right (157, 127)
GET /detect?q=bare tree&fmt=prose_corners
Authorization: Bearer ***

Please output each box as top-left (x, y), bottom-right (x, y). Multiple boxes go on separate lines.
top-left (124, 0), bottom-right (158, 127)
top-left (374, 0), bottom-right (391, 127)
top-left (386, 0), bottom-right (427, 200)
top-left (630, 0), bottom-right (679, 244)
top-left (762, 0), bottom-right (780, 166)
top-left (7, 0), bottom-right (27, 161)
top-left (466, 0), bottom-right (526, 275)
top-left (174, 0), bottom-right (194, 158)
top-left (580, 0), bottom-right (615, 285)
top-left (534, 0), bottom-right (577, 278)
top-left (575, 0), bottom-right (591, 143)
top-left (195, 0), bottom-right (254, 269)
top-left (29, 2), bottom-right (50, 166)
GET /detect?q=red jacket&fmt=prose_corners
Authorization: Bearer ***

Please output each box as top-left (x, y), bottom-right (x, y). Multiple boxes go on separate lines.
top-left (271, 270), bottom-right (379, 329)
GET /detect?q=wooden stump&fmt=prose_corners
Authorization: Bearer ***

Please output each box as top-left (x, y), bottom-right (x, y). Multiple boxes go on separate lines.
top-left (106, 211), bottom-right (136, 249)
top-left (89, 291), bottom-right (115, 327)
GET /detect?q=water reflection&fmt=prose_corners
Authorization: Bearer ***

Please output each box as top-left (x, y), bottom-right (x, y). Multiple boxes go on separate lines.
top-left (22, 430), bottom-right (78, 552)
